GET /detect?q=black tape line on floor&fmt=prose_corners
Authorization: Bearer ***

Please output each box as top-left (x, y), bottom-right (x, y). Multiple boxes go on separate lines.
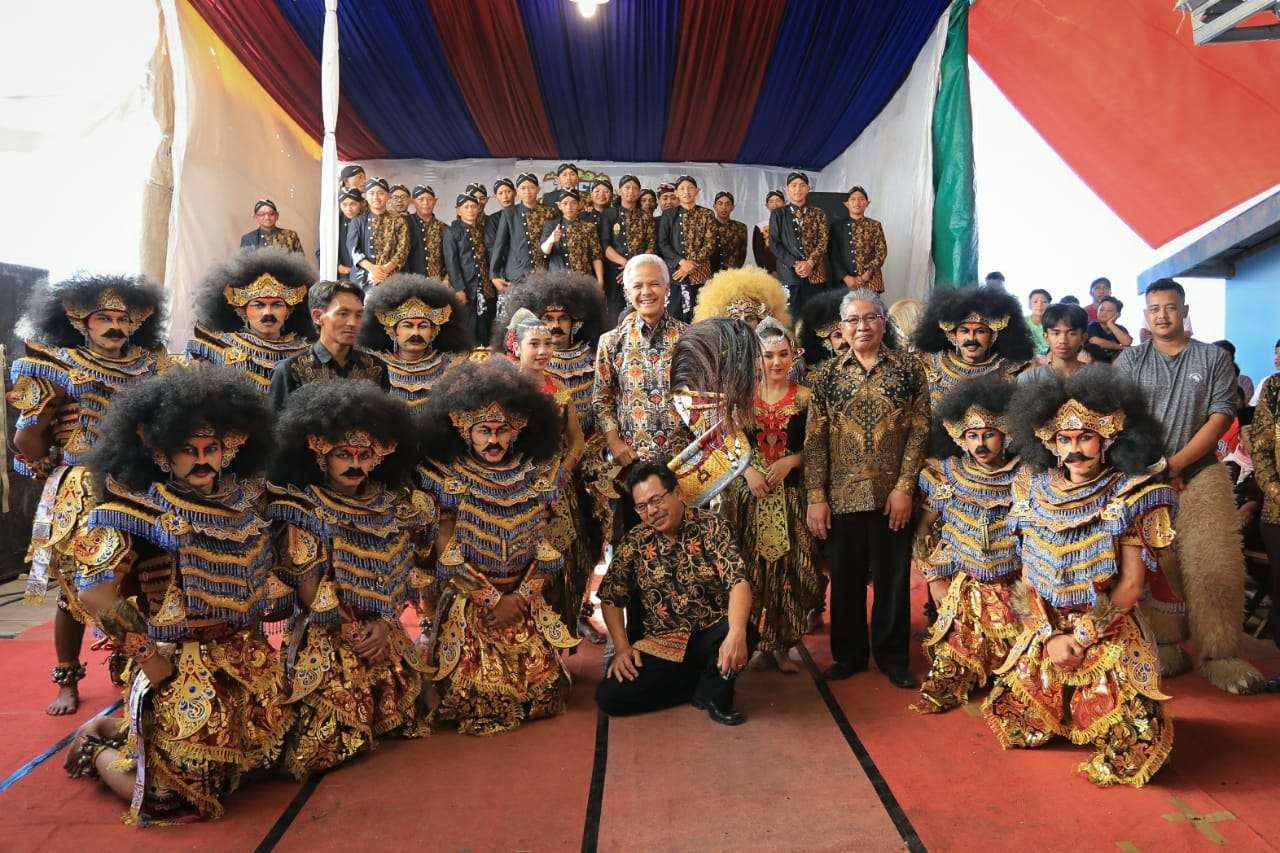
top-left (580, 709), bottom-right (609, 853)
top-left (254, 773), bottom-right (322, 853)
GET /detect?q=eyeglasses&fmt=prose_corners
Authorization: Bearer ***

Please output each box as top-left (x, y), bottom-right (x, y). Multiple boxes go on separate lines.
top-left (634, 489), bottom-right (673, 515)
top-left (840, 314), bottom-right (884, 327)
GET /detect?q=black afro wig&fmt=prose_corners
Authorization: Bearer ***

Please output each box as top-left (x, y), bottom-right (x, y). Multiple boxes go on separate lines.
top-left (929, 373), bottom-right (1018, 459)
top-left (1007, 366), bottom-right (1165, 474)
top-left (490, 271), bottom-right (608, 351)
top-left (912, 286), bottom-right (1033, 362)
top-left (358, 273), bottom-right (474, 353)
top-left (87, 365), bottom-right (272, 494)
top-left (671, 319), bottom-right (762, 432)
top-left (416, 359), bottom-right (561, 464)
top-left (270, 379), bottom-right (417, 488)
top-left (193, 246), bottom-right (317, 338)
top-left (19, 273), bottom-right (167, 350)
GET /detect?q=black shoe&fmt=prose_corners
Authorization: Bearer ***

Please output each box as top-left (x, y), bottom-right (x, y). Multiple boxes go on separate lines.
top-left (886, 669), bottom-right (917, 689)
top-left (822, 661), bottom-right (867, 681)
top-left (691, 695), bottom-right (745, 726)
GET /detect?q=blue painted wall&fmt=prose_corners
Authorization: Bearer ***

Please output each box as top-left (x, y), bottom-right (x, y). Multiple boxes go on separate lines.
top-left (1225, 239), bottom-right (1280, 395)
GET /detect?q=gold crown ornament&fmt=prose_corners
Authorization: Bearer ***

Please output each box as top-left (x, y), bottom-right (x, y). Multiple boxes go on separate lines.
top-left (938, 310), bottom-right (1010, 333)
top-left (223, 273), bottom-right (308, 309)
top-left (376, 296), bottom-right (452, 333)
top-left (725, 297), bottom-right (770, 322)
top-left (1033, 398), bottom-right (1125, 450)
top-left (942, 405), bottom-right (1008, 447)
top-left (306, 429), bottom-right (398, 469)
top-left (63, 288), bottom-right (154, 335)
top-left (448, 401), bottom-right (528, 438)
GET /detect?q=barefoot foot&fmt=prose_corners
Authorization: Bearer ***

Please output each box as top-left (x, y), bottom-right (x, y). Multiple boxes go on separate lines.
top-left (47, 684), bottom-right (80, 716)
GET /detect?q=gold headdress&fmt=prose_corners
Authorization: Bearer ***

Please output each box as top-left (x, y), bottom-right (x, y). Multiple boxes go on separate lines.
top-left (63, 288), bottom-right (154, 335)
top-left (448, 401), bottom-right (529, 438)
top-left (692, 267), bottom-right (792, 327)
top-left (376, 296), bottom-right (452, 333)
top-left (144, 424), bottom-right (248, 472)
top-left (938, 310), bottom-right (1009, 333)
top-left (943, 405), bottom-right (1008, 447)
top-left (306, 429), bottom-right (398, 469)
top-left (1033, 398), bottom-right (1125, 450)
top-left (222, 273), bottom-right (309, 310)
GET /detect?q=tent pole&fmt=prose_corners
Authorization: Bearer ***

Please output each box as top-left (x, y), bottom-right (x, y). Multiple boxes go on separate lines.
top-left (318, 0), bottom-right (339, 279)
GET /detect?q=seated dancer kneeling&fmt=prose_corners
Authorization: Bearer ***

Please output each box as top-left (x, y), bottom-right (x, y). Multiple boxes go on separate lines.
top-left (418, 360), bottom-right (579, 735)
top-left (66, 366), bottom-right (291, 825)
top-left (983, 367), bottom-right (1176, 788)
top-left (596, 461), bottom-right (756, 726)
top-left (265, 380), bottom-right (435, 778)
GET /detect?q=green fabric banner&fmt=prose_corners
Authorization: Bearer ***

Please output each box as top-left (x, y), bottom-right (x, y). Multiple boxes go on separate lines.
top-left (931, 0), bottom-right (978, 290)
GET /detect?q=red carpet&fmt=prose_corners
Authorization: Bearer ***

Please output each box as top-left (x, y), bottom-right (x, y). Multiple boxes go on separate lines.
top-left (0, 588), bottom-right (1275, 851)
top-left (803, 576), bottom-right (1280, 852)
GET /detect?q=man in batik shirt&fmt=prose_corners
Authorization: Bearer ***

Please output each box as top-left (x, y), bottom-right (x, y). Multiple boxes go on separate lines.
top-left (657, 175), bottom-right (716, 322)
top-left (805, 289), bottom-right (929, 689)
top-left (347, 178), bottom-right (410, 288)
top-left (406, 185), bottom-right (448, 281)
top-left (491, 172), bottom-right (556, 290)
top-left (596, 461), bottom-right (754, 726)
top-left (240, 198), bottom-right (303, 253)
top-left (540, 189), bottom-right (603, 287)
top-left (186, 247), bottom-right (315, 391)
top-left (600, 174), bottom-right (657, 323)
top-left (444, 193), bottom-right (492, 341)
top-left (710, 191), bottom-right (748, 272)
top-left (829, 186), bottom-right (888, 293)
top-left (769, 171), bottom-right (829, 315)
top-left (7, 274), bottom-right (168, 715)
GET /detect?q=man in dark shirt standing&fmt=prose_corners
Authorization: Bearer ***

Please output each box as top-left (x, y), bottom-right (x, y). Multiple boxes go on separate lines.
top-left (600, 174), bottom-right (657, 324)
top-left (487, 178), bottom-right (515, 249)
top-left (269, 279), bottom-right (387, 408)
top-left (709, 191), bottom-right (747, 272)
top-left (752, 189), bottom-right (785, 274)
top-left (596, 461), bottom-right (754, 725)
top-left (490, 173), bottom-right (555, 293)
top-left (829, 186), bottom-right (887, 294)
top-left (540, 190), bottom-right (603, 287)
top-left (241, 198), bottom-right (303, 253)
top-left (769, 172), bottom-right (829, 315)
top-left (444, 194), bottom-right (490, 340)
top-left (657, 175), bottom-right (715, 322)
top-left (347, 178), bottom-right (410, 288)
top-left (1113, 278), bottom-right (1263, 694)
top-left (543, 163), bottom-right (580, 209)
top-left (335, 188), bottom-right (363, 279)
top-left (405, 185), bottom-right (447, 282)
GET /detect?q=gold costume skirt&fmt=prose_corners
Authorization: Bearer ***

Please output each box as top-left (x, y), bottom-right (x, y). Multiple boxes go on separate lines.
top-left (543, 482), bottom-right (600, 634)
top-left (913, 573), bottom-right (1020, 714)
top-left (282, 618), bottom-right (428, 779)
top-left (428, 585), bottom-right (577, 736)
top-left (722, 476), bottom-right (819, 652)
top-left (119, 629), bottom-right (291, 825)
top-left (24, 465), bottom-right (96, 621)
top-left (982, 606), bottom-right (1173, 788)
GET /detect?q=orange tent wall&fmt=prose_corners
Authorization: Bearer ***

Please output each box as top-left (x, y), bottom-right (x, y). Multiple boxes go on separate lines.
top-left (970, 1), bottom-right (1280, 248)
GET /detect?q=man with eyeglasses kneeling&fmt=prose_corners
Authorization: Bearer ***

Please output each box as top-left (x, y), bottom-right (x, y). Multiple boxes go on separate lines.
top-left (595, 460), bottom-right (756, 725)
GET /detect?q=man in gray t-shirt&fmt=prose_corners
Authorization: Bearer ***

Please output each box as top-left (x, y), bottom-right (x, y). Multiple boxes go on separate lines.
top-left (1111, 278), bottom-right (1261, 694)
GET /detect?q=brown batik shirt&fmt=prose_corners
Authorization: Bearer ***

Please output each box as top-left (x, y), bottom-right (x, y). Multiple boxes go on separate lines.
top-left (804, 345), bottom-right (930, 513)
top-left (413, 215), bottom-right (446, 279)
top-left (598, 507), bottom-right (748, 661)
top-left (711, 218), bottom-right (748, 270)
top-left (542, 217), bottom-right (602, 276)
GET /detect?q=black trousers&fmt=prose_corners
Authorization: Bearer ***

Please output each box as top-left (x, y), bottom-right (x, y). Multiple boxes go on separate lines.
top-left (595, 618), bottom-right (759, 716)
top-left (826, 510), bottom-right (912, 672)
top-left (787, 280), bottom-right (833, 320)
top-left (1262, 523), bottom-right (1280, 645)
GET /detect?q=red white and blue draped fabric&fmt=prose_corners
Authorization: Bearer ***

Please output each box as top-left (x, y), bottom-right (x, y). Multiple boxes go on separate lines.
top-left (187, 0), bottom-right (950, 167)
